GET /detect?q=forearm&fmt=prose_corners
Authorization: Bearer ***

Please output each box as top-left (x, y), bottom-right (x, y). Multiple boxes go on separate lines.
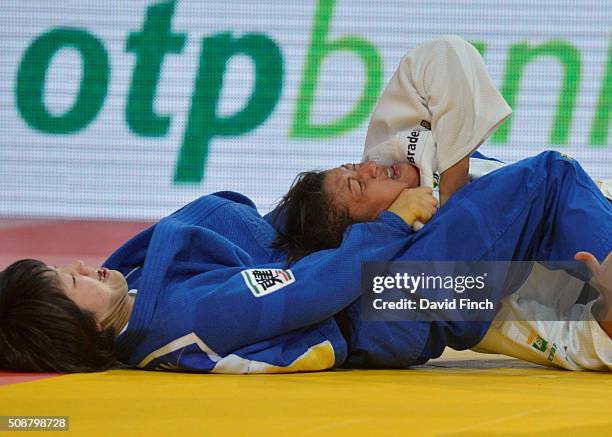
top-left (439, 156), bottom-right (470, 205)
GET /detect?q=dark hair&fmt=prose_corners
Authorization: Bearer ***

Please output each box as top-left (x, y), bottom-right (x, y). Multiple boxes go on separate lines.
top-left (271, 170), bottom-right (355, 263)
top-left (0, 259), bottom-right (117, 373)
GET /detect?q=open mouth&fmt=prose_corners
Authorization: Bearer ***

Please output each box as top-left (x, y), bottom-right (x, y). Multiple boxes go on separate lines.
top-left (387, 165), bottom-right (400, 180)
top-left (97, 268), bottom-right (109, 282)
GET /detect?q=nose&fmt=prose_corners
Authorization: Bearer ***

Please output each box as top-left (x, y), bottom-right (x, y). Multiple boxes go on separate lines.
top-left (357, 161), bottom-right (378, 180)
top-left (59, 260), bottom-right (82, 273)
top-left (65, 260), bottom-right (97, 278)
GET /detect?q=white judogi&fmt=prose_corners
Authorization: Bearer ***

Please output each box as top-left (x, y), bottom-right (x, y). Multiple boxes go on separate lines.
top-left (363, 35), bottom-right (512, 188)
top-left (474, 278), bottom-right (612, 371)
top-left (363, 36), bottom-right (611, 371)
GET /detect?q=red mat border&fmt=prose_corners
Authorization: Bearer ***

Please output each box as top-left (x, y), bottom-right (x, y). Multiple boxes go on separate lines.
top-left (0, 372), bottom-right (62, 387)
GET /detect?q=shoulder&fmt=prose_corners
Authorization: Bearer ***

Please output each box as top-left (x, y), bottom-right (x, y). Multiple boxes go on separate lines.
top-left (210, 191), bottom-right (257, 209)
top-left (165, 191), bottom-right (259, 223)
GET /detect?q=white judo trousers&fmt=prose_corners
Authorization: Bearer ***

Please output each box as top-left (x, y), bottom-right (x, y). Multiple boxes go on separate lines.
top-left (363, 35), bottom-right (612, 371)
top-left (474, 265), bottom-right (612, 371)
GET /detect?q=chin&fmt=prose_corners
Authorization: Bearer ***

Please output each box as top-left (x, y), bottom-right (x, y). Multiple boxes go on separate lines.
top-left (109, 270), bottom-right (128, 293)
top-left (398, 164), bottom-right (419, 187)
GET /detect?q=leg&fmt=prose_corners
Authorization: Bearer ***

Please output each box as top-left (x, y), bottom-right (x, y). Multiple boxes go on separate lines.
top-left (359, 152), bottom-right (612, 365)
top-left (404, 151), bottom-right (612, 278)
top-left (473, 250), bottom-right (611, 371)
top-left (472, 293), bottom-right (612, 371)
top-left (417, 151), bottom-right (612, 359)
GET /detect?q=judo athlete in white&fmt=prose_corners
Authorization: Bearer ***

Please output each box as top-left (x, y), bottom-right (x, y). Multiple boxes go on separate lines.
top-left (358, 35), bottom-right (611, 370)
top-left (362, 35), bottom-right (512, 207)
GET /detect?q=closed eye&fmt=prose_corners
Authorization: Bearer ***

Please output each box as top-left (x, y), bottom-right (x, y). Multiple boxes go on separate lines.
top-left (348, 178), bottom-right (363, 195)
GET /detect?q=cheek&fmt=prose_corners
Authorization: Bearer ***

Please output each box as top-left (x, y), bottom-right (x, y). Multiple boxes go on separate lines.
top-left (385, 184), bottom-right (406, 206)
top-left (72, 285), bottom-right (108, 314)
top-left (70, 291), bottom-right (98, 313)
top-left (403, 165), bottom-right (420, 187)
top-left (367, 183), bottom-right (404, 214)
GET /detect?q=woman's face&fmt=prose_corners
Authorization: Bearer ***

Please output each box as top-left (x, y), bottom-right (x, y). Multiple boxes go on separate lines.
top-left (324, 161), bottom-right (420, 221)
top-left (50, 261), bottom-right (128, 323)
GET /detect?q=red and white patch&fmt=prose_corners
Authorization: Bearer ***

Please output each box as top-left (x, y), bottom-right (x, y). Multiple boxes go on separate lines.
top-left (242, 268), bottom-right (295, 297)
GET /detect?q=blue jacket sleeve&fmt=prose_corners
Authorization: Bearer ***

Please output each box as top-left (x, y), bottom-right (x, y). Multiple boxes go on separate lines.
top-left (195, 212), bottom-right (414, 354)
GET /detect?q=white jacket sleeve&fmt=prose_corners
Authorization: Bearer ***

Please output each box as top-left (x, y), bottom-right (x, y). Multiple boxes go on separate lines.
top-left (472, 294), bottom-right (612, 371)
top-left (363, 35), bottom-right (512, 175)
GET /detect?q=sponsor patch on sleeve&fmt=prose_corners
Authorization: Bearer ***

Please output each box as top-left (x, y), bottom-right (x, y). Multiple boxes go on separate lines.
top-left (420, 120), bottom-right (431, 130)
top-left (242, 268), bottom-right (295, 297)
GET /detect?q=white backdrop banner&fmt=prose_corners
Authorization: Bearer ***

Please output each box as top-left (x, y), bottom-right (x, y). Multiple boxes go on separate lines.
top-left (1, 0), bottom-right (611, 219)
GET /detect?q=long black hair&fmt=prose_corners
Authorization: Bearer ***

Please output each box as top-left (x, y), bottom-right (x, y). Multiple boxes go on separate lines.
top-left (271, 170), bottom-right (355, 263)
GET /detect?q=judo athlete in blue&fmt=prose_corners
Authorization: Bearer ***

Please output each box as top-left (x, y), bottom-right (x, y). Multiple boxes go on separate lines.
top-left (96, 151), bottom-right (611, 373)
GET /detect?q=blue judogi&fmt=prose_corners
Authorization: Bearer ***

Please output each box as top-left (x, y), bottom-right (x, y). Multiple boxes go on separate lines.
top-left (106, 152), bottom-right (612, 372)
top-left (342, 151), bottom-right (612, 366)
top-left (105, 191), bottom-right (418, 372)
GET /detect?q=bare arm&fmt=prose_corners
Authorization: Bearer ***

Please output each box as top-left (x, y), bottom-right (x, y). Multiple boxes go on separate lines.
top-left (439, 156), bottom-right (470, 206)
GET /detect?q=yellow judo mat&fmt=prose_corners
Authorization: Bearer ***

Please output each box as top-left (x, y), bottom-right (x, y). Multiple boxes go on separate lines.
top-left (1, 350), bottom-right (610, 436)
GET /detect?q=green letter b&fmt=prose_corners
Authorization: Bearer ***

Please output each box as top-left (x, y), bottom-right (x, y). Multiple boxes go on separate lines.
top-left (291, 0), bottom-right (382, 138)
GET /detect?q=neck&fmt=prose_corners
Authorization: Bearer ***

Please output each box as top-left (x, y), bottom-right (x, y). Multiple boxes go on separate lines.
top-left (100, 293), bottom-right (135, 335)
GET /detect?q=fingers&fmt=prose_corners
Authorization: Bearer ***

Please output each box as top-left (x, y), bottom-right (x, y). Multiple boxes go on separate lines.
top-left (412, 201), bottom-right (436, 223)
top-left (423, 200), bottom-right (437, 216)
top-left (425, 195), bottom-right (439, 207)
top-left (406, 187), bottom-right (438, 223)
top-left (388, 187), bottom-right (439, 227)
top-left (575, 251), bottom-right (603, 277)
top-left (404, 187), bottom-right (438, 207)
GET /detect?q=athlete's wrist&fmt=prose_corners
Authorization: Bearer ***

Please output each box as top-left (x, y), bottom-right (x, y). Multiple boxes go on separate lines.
top-left (387, 206), bottom-right (417, 226)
